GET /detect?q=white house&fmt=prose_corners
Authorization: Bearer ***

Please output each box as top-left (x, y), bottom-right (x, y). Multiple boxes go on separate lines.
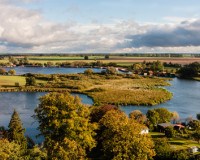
top-left (141, 128), bottom-right (149, 134)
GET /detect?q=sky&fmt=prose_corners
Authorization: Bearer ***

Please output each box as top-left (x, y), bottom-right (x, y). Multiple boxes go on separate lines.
top-left (1, 0), bottom-right (200, 53)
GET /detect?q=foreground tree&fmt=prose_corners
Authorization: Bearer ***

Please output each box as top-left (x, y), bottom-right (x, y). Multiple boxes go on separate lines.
top-left (8, 109), bottom-right (27, 149)
top-left (153, 138), bottom-right (172, 160)
top-left (0, 139), bottom-right (25, 159)
top-left (99, 110), bottom-right (155, 160)
top-left (35, 92), bottom-right (97, 159)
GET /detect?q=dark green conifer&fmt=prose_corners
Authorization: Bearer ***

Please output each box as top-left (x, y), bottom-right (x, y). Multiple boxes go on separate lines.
top-left (8, 109), bottom-right (27, 149)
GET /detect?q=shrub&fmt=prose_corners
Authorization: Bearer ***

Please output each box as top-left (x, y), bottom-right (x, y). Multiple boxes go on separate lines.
top-left (165, 126), bottom-right (176, 138)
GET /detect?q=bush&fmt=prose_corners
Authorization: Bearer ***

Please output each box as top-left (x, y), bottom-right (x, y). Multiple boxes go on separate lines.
top-left (84, 69), bottom-right (93, 75)
top-left (15, 82), bottom-right (20, 87)
top-left (165, 126), bottom-right (176, 138)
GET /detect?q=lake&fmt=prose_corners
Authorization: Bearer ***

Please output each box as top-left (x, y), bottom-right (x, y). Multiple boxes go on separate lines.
top-left (0, 78), bottom-right (199, 143)
top-left (4, 67), bottom-right (104, 75)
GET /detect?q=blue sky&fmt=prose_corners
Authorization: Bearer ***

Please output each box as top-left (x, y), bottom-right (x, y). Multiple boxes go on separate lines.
top-left (0, 0), bottom-right (200, 53)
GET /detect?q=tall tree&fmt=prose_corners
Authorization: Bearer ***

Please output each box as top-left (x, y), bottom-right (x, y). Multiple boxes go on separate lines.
top-left (8, 109), bottom-right (27, 149)
top-left (99, 110), bottom-right (155, 160)
top-left (35, 92), bottom-right (97, 159)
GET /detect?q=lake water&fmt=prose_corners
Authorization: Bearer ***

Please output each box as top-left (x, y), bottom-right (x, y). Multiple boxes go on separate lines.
top-left (4, 67), bottom-right (103, 75)
top-left (0, 78), bottom-right (199, 143)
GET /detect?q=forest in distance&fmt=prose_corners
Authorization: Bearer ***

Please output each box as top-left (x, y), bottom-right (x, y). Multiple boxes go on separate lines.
top-left (0, 54), bottom-right (200, 159)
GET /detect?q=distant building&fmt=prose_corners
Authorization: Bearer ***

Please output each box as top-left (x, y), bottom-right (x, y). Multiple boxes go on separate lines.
top-left (141, 128), bottom-right (149, 134)
top-left (188, 146), bottom-right (199, 153)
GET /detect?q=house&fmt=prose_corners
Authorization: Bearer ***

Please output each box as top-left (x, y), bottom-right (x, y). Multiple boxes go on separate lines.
top-left (188, 146), bottom-right (199, 153)
top-left (157, 123), bottom-right (185, 132)
top-left (157, 123), bottom-right (174, 132)
top-left (141, 128), bottom-right (149, 134)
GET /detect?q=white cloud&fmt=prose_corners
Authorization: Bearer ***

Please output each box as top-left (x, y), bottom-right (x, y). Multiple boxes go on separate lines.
top-left (1, 2), bottom-right (200, 53)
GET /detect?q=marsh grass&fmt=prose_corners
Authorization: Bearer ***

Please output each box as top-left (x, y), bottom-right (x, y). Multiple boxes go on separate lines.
top-left (0, 73), bottom-right (172, 106)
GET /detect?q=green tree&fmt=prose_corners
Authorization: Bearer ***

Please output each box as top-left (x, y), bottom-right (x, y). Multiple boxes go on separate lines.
top-left (26, 76), bottom-right (36, 86)
top-left (34, 92), bottom-right (97, 159)
top-left (105, 55), bottom-right (109, 59)
top-left (178, 62), bottom-right (200, 78)
top-left (84, 55), bottom-right (89, 60)
top-left (192, 127), bottom-right (200, 143)
top-left (8, 109), bottom-right (27, 149)
top-left (154, 108), bottom-right (172, 123)
top-left (146, 110), bottom-right (160, 129)
top-left (150, 60), bottom-right (164, 72)
top-left (154, 138), bottom-right (172, 160)
top-left (27, 145), bottom-right (47, 160)
top-left (8, 69), bottom-right (16, 75)
top-left (99, 110), bottom-right (155, 160)
top-left (188, 120), bottom-right (200, 130)
top-left (172, 149), bottom-right (190, 160)
top-left (165, 126), bottom-right (176, 138)
top-left (105, 67), bottom-right (117, 75)
top-left (197, 113), bottom-right (200, 120)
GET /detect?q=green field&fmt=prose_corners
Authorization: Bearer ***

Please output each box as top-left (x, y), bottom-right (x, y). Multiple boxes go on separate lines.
top-left (1, 55), bottom-right (200, 66)
top-left (0, 76), bottom-right (26, 86)
top-left (0, 76), bottom-right (46, 87)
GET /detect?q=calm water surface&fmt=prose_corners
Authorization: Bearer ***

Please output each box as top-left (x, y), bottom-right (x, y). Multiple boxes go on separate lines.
top-left (5, 67), bottom-right (103, 75)
top-left (120, 78), bottom-right (200, 118)
top-left (0, 78), bottom-right (199, 143)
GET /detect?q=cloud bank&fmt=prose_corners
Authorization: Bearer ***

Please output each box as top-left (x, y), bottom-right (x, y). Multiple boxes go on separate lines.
top-left (127, 20), bottom-right (200, 48)
top-left (0, 1), bottom-right (200, 53)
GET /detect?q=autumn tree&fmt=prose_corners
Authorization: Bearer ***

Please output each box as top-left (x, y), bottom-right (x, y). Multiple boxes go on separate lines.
top-left (8, 69), bottom-right (16, 75)
top-left (89, 105), bottom-right (119, 158)
top-left (171, 111), bottom-right (180, 124)
top-left (34, 92), bottom-right (97, 159)
top-left (90, 104), bottom-right (118, 123)
top-left (99, 110), bottom-right (155, 160)
top-left (0, 139), bottom-right (25, 159)
top-left (0, 68), bottom-right (6, 75)
top-left (129, 110), bottom-right (147, 124)
top-left (84, 69), bottom-right (94, 75)
top-left (8, 109), bottom-right (27, 149)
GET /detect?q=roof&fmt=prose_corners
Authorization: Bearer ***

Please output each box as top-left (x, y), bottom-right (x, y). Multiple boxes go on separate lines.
top-left (158, 123), bottom-right (173, 128)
